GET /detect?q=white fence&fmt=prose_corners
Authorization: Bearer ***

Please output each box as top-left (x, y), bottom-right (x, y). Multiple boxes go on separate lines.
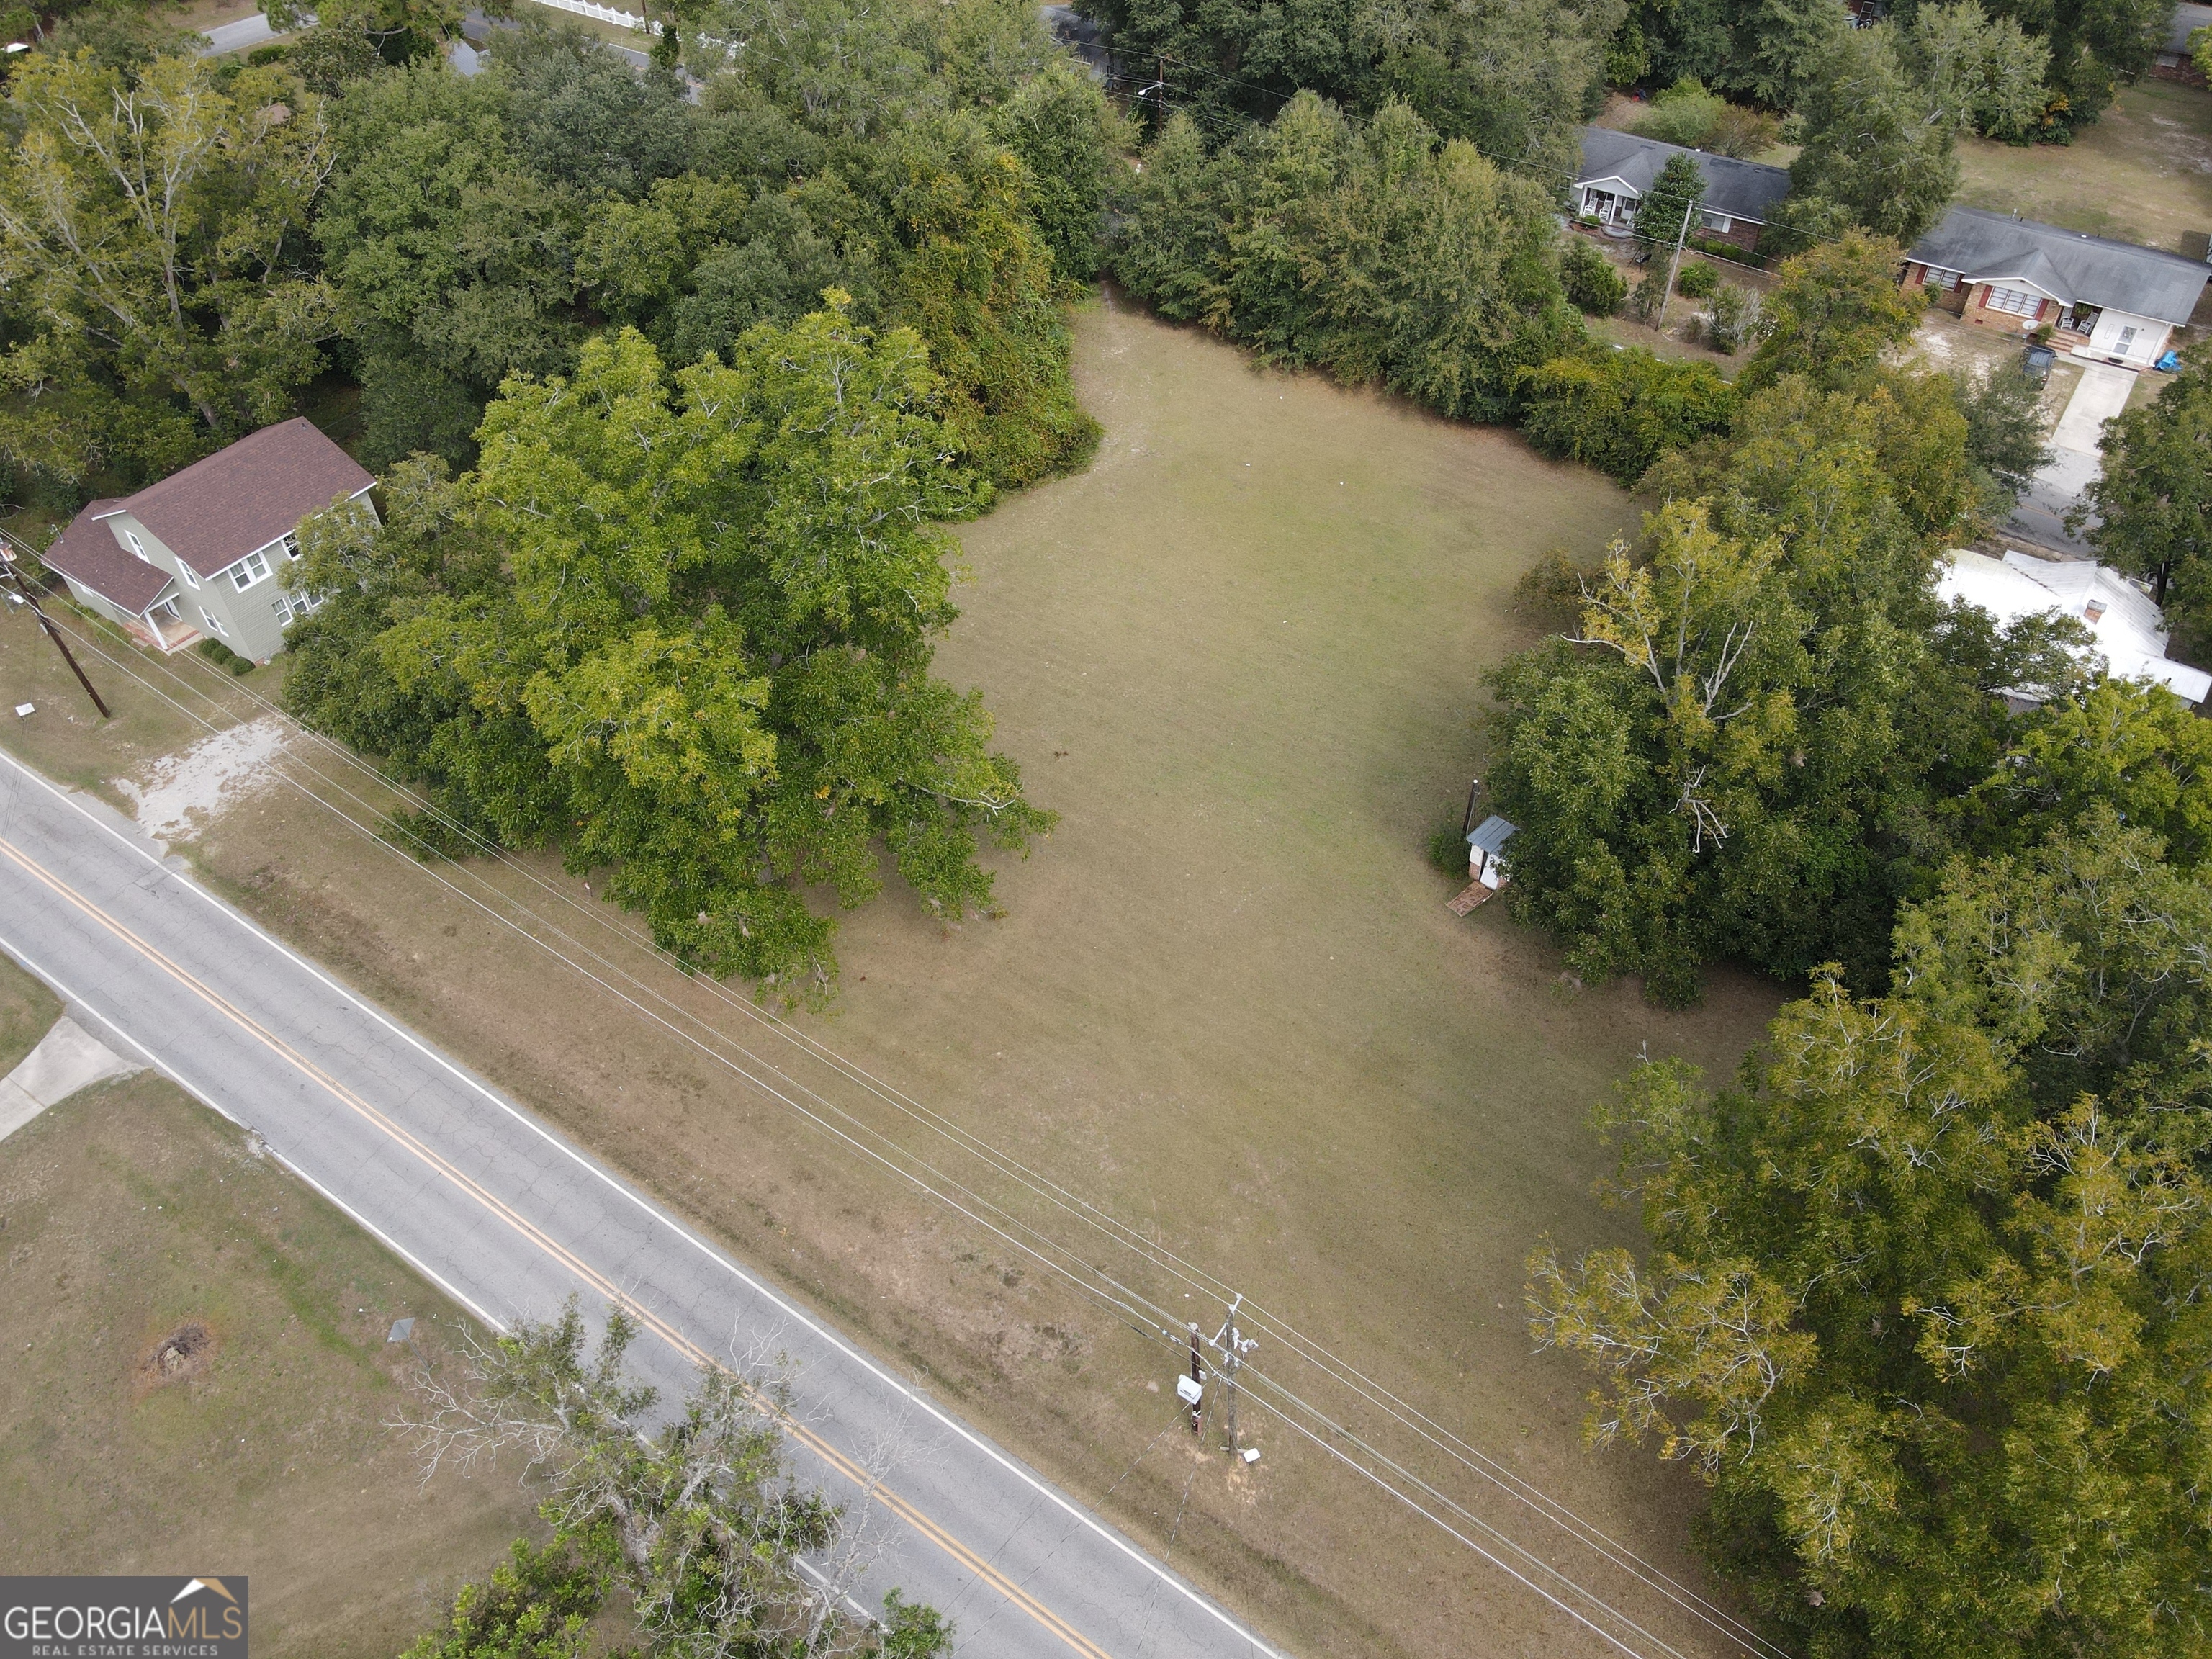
top-left (531, 0), bottom-right (664, 34)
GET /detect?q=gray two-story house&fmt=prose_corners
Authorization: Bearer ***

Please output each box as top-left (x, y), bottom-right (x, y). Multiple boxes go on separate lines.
top-left (40, 417), bottom-right (375, 662)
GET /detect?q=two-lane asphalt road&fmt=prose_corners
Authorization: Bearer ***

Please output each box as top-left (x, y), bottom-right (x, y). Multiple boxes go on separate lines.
top-left (0, 746), bottom-right (1282, 1659)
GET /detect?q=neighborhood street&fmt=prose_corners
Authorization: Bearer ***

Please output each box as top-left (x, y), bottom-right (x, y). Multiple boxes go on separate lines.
top-left (0, 745), bottom-right (1282, 1659)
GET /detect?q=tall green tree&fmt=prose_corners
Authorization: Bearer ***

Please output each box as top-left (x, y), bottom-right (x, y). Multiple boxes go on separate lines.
top-left (1631, 151), bottom-right (1705, 259)
top-left (1776, 25), bottom-right (1960, 246)
top-left (1741, 231), bottom-right (1925, 392)
top-left (0, 51), bottom-right (338, 483)
top-left (2071, 347), bottom-right (2212, 647)
top-left (986, 58), bottom-right (1128, 287)
top-left (1903, 0), bottom-right (2052, 140)
top-left (286, 307), bottom-right (1052, 1002)
top-left (1115, 96), bottom-right (1575, 424)
top-left (1077, 0), bottom-right (1619, 180)
top-left (1529, 909), bottom-right (2212, 1658)
top-left (315, 58), bottom-right (581, 467)
top-left (885, 111), bottom-right (1101, 485)
top-left (1491, 316), bottom-right (1993, 1001)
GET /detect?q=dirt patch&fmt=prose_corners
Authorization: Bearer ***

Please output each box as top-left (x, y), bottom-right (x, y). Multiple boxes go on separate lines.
top-left (117, 716), bottom-right (289, 847)
top-left (139, 1321), bottom-right (215, 1388)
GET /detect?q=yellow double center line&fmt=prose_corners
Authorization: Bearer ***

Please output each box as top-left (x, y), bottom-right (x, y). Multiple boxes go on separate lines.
top-left (0, 833), bottom-right (1112, 1659)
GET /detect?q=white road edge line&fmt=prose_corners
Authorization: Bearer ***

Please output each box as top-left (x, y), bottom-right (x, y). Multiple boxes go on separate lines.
top-left (0, 930), bottom-right (506, 1336)
top-left (0, 748), bottom-right (1286, 1659)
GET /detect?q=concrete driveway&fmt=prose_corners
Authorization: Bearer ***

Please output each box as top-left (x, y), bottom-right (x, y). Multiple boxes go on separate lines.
top-left (2005, 361), bottom-right (2136, 555)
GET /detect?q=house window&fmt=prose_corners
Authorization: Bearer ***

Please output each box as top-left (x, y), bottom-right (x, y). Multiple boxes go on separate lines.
top-left (199, 606), bottom-right (227, 637)
top-left (281, 531), bottom-right (302, 560)
top-left (1697, 210), bottom-right (1732, 233)
top-left (225, 549), bottom-right (272, 591)
top-left (178, 559), bottom-right (199, 588)
top-left (1924, 266), bottom-right (1961, 292)
top-left (125, 529), bottom-right (148, 562)
top-left (1983, 285), bottom-right (2041, 317)
top-left (272, 595), bottom-right (294, 624)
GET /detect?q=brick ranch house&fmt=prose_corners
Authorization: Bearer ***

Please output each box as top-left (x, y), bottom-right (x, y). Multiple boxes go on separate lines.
top-left (1903, 207), bottom-right (2211, 369)
top-left (39, 418), bottom-right (374, 662)
top-left (1571, 127), bottom-right (1791, 253)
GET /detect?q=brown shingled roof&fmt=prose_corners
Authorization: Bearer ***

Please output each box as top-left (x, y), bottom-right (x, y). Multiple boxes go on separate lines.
top-left (41, 502), bottom-right (174, 613)
top-left (119, 417), bottom-right (374, 577)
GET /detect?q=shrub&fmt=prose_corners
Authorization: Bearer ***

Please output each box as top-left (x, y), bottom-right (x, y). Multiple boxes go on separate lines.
top-left (1560, 237), bottom-right (1627, 317)
top-left (1632, 78), bottom-right (1728, 148)
top-left (1675, 259), bottom-right (1719, 299)
top-left (1632, 78), bottom-right (1779, 158)
top-left (1627, 267), bottom-right (1668, 324)
top-left (1428, 819), bottom-right (1472, 874)
top-left (1518, 347), bottom-right (1739, 485)
top-left (194, 638), bottom-right (254, 675)
top-left (1704, 282), bottom-right (1758, 354)
top-left (1689, 234), bottom-right (1761, 268)
top-left (1702, 102), bottom-right (1780, 158)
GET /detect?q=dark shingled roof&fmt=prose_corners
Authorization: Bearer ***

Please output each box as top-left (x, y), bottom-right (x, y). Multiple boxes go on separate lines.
top-left (1575, 127), bottom-right (1792, 227)
top-left (1907, 207), bottom-right (2212, 326)
top-left (41, 500), bottom-right (174, 613)
top-left (115, 417), bottom-right (373, 577)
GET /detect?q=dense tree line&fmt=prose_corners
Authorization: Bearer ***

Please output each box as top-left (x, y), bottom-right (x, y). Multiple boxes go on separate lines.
top-left (1501, 243), bottom-right (2212, 1653)
top-left (1530, 824), bottom-right (2212, 1656)
top-left (318, 1), bottom-right (1107, 486)
top-left (0, 0), bottom-right (1120, 999)
top-left (1614, 0), bottom-right (2159, 137)
top-left (1115, 96), bottom-right (1578, 422)
top-left (1076, 0), bottom-right (1621, 180)
top-left (1481, 234), bottom-right (2152, 1002)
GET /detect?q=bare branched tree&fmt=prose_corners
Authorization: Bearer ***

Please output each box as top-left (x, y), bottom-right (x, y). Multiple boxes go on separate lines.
top-left (392, 1300), bottom-right (948, 1659)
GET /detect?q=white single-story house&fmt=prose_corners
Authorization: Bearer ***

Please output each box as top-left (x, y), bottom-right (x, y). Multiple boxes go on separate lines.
top-left (1938, 548), bottom-right (2211, 706)
top-left (1571, 128), bottom-right (1791, 252)
top-left (40, 418), bottom-right (374, 661)
top-left (1904, 208), bottom-right (2210, 369)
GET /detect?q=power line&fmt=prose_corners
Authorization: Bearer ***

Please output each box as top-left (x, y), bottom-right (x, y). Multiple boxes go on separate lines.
top-left (19, 606), bottom-right (1786, 1659)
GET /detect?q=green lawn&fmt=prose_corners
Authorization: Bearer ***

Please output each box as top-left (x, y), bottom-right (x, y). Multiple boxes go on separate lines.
top-left (0, 1066), bottom-right (539, 1658)
top-left (0, 951), bottom-right (61, 1075)
top-left (2, 300), bottom-right (1781, 1658)
top-left (1955, 79), bottom-right (2212, 256)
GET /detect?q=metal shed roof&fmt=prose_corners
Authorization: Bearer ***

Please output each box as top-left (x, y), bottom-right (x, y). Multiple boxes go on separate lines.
top-left (1467, 815), bottom-right (1520, 855)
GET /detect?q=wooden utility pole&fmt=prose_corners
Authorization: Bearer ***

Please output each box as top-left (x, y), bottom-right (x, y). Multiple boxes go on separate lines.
top-left (1187, 1322), bottom-right (1204, 1437)
top-left (1213, 1296), bottom-right (1257, 1458)
top-left (0, 535), bottom-right (111, 719)
top-left (1653, 192), bottom-right (1694, 334)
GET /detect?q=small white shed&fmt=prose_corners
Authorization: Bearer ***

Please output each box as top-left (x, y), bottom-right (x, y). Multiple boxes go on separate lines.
top-left (1467, 815), bottom-right (1519, 891)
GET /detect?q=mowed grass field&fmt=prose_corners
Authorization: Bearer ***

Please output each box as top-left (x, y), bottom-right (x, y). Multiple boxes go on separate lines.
top-left (1955, 79), bottom-right (2212, 256)
top-left (0, 302), bottom-right (1782, 1658)
top-left (0, 976), bottom-right (539, 1657)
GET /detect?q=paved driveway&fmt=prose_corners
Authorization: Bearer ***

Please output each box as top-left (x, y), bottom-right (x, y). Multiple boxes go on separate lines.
top-left (2005, 361), bottom-right (2136, 555)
